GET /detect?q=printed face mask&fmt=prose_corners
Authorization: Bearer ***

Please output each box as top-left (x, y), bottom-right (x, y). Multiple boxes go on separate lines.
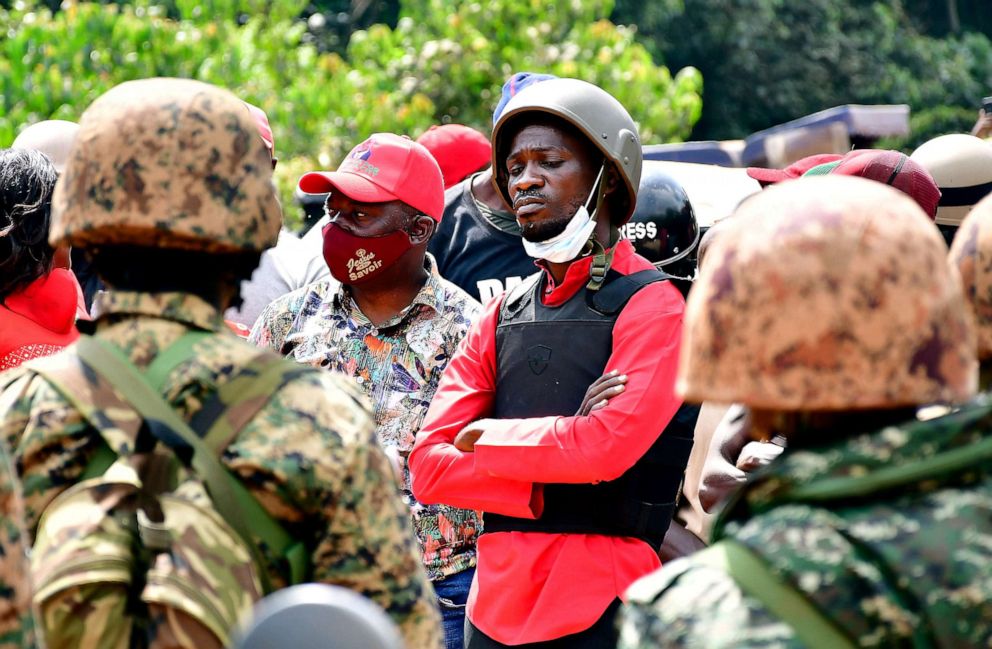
top-left (521, 165), bottom-right (605, 263)
top-left (322, 220), bottom-right (414, 284)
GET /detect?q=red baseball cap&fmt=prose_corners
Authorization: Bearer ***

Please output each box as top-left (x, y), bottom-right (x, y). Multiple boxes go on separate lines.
top-left (416, 124), bottom-right (492, 189)
top-left (299, 133), bottom-right (445, 221)
top-left (746, 153), bottom-right (844, 187)
top-left (244, 102), bottom-right (274, 157)
top-left (803, 150), bottom-right (941, 220)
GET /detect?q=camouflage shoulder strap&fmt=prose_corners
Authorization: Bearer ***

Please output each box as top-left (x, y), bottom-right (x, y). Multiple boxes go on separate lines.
top-left (188, 353), bottom-right (312, 455)
top-left (30, 335), bottom-right (308, 590)
top-left (144, 330), bottom-right (211, 392)
top-left (693, 540), bottom-right (857, 649)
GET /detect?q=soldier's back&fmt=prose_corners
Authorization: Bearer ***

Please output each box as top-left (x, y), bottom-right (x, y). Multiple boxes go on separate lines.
top-left (0, 290), bottom-right (442, 649)
top-left (621, 400), bottom-right (992, 648)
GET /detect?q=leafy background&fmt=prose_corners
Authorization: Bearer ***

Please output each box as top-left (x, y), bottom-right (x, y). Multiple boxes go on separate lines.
top-left (1, 0), bottom-right (988, 229)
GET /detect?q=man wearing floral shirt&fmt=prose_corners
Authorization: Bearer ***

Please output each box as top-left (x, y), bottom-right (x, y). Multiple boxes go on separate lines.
top-left (250, 132), bottom-right (481, 649)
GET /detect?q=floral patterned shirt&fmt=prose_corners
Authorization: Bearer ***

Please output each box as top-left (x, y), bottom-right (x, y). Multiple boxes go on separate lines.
top-left (250, 256), bottom-right (482, 580)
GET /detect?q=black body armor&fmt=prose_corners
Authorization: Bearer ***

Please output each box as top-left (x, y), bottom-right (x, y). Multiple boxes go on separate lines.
top-left (484, 269), bottom-right (698, 549)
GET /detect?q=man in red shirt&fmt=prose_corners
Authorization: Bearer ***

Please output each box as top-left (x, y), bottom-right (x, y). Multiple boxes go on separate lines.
top-left (410, 78), bottom-right (691, 648)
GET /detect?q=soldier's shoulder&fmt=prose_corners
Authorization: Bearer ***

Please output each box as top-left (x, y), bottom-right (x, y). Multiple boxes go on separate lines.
top-left (0, 359), bottom-right (77, 412)
top-left (251, 358), bottom-right (374, 446)
top-left (621, 556), bottom-right (800, 649)
top-left (159, 334), bottom-right (373, 453)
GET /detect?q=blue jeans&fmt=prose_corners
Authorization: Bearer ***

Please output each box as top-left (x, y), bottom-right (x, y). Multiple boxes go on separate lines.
top-left (433, 567), bottom-right (475, 649)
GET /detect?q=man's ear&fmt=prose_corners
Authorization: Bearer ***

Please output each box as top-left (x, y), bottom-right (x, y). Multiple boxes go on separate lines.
top-left (408, 215), bottom-right (436, 245)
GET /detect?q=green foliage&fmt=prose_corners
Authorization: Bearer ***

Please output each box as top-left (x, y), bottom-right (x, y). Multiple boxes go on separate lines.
top-left (614, 0), bottom-right (992, 141)
top-left (899, 0), bottom-right (992, 39)
top-left (0, 0), bottom-right (701, 230)
top-left (345, 0), bottom-right (701, 143)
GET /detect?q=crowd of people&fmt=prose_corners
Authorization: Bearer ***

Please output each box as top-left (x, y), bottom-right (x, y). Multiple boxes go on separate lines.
top-left (0, 68), bottom-right (990, 649)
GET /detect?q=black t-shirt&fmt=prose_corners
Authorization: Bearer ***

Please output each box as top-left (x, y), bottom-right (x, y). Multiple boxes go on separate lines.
top-left (429, 179), bottom-right (537, 303)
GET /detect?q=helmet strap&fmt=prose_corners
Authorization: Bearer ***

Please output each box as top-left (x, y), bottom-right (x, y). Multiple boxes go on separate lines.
top-left (584, 164), bottom-right (616, 291)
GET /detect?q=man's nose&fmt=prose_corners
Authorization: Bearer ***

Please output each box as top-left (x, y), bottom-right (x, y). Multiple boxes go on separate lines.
top-left (512, 162), bottom-right (545, 194)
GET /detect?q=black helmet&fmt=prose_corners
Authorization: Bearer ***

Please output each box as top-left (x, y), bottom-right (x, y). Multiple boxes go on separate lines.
top-left (294, 186), bottom-right (328, 236)
top-left (622, 163), bottom-right (699, 269)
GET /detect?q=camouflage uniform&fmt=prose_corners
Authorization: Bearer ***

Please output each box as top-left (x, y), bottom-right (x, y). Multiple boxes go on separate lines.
top-left (621, 398), bottom-right (992, 648)
top-left (0, 430), bottom-right (34, 649)
top-left (620, 177), bottom-right (986, 648)
top-left (0, 78), bottom-right (441, 649)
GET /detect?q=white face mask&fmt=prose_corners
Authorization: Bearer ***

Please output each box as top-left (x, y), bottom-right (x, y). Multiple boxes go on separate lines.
top-left (521, 166), bottom-right (604, 263)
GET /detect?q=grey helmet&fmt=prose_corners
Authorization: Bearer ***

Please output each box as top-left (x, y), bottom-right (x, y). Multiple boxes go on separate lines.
top-left (233, 584), bottom-right (403, 649)
top-left (491, 78), bottom-right (643, 224)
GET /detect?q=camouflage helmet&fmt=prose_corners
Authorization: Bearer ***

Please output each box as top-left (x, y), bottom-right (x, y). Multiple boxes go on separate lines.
top-left (679, 175), bottom-right (976, 410)
top-left (491, 78), bottom-right (642, 224)
top-left (50, 78), bottom-right (282, 254)
top-left (622, 162), bottom-right (699, 268)
top-left (949, 193), bottom-right (992, 361)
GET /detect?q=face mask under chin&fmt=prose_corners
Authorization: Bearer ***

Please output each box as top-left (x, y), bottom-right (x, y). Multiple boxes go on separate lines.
top-left (520, 165), bottom-right (605, 263)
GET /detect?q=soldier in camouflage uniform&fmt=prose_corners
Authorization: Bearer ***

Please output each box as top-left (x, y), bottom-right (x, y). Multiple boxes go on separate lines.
top-left (619, 175), bottom-right (992, 648)
top-left (0, 78), bottom-right (442, 648)
top-left (950, 193), bottom-right (992, 391)
top-left (0, 433), bottom-right (33, 649)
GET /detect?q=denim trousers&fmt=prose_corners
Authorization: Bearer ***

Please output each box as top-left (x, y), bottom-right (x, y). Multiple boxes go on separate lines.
top-left (433, 567), bottom-right (476, 649)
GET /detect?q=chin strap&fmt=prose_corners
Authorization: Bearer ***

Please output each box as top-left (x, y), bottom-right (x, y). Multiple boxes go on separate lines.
top-left (585, 173), bottom-right (616, 292)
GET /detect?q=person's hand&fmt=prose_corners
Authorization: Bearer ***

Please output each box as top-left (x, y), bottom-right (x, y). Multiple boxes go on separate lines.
top-left (575, 370), bottom-right (627, 416)
top-left (698, 406), bottom-right (750, 512)
top-left (382, 446), bottom-right (405, 483)
top-left (454, 420), bottom-right (493, 452)
top-left (699, 407), bottom-right (789, 511)
top-left (972, 109), bottom-right (992, 139)
top-left (736, 440), bottom-right (784, 472)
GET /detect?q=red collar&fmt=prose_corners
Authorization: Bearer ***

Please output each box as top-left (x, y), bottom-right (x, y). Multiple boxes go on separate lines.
top-left (535, 239), bottom-right (636, 307)
top-left (3, 269), bottom-right (79, 335)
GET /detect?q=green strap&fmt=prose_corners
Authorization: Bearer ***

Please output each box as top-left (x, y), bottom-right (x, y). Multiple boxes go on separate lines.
top-left (28, 358), bottom-right (131, 481)
top-left (694, 541), bottom-right (857, 649)
top-left (148, 337), bottom-right (307, 580)
top-left (786, 433), bottom-right (992, 502)
top-left (585, 220), bottom-right (620, 294)
top-left (75, 337), bottom-right (297, 593)
top-left (80, 443), bottom-right (117, 480)
top-left (72, 333), bottom-right (209, 481)
top-left (202, 356), bottom-right (309, 453)
top-left (144, 331), bottom-right (211, 392)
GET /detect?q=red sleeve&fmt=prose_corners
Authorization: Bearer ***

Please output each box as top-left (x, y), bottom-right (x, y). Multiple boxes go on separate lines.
top-left (472, 281), bottom-right (685, 484)
top-left (409, 297), bottom-right (542, 518)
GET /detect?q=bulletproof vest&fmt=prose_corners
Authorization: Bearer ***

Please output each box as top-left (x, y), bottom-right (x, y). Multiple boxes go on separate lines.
top-left (485, 269), bottom-right (698, 549)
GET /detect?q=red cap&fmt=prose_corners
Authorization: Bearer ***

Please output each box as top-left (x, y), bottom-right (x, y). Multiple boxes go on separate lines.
top-left (746, 153), bottom-right (844, 187)
top-left (244, 102), bottom-right (274, 157)
top-left (803, 150), bottom-right (941, 220)
top-left (415, 124), bottom-right (492, 189)
top-left (225, 320), bottom-right (251, 339)
top-left (299, 133), bottom-right (445, 221)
